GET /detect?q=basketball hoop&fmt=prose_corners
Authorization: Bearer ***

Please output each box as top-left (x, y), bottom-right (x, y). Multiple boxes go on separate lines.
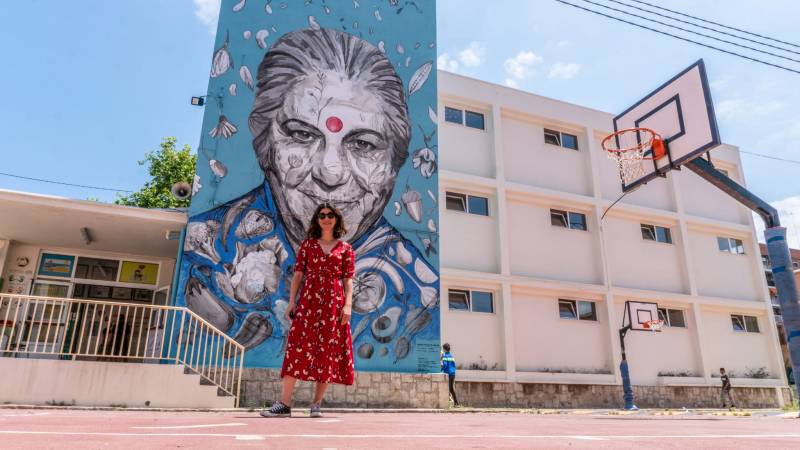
top-left (602, 128), bottom-right (666, 186)
top-left (642, 319), bottom-right (665, 332)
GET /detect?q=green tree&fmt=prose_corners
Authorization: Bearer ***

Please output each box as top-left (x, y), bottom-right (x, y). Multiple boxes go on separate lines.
top-left (115, 137), bottom-right (197, 209)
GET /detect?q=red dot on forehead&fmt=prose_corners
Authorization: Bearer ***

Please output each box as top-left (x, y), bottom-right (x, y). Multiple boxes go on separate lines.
top-left (326, 116), bottom-right (343, 133)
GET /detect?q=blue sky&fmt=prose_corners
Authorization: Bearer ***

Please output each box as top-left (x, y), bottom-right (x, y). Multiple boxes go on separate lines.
top-left (2, 0), bottom-right (799, 242)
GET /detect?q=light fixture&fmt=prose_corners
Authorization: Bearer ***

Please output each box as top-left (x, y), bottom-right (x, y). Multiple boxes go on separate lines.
top-left (80, 227), bottom-right (93, 245)
top-left (190, 96), bottom-right (206, 106)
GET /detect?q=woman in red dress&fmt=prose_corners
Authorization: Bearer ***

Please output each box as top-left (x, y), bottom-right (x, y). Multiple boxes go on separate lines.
top-left (261, 203), bottom-right (355, 418)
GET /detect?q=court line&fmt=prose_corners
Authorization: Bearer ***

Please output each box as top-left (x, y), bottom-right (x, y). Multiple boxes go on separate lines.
top-left (0, 431), bottom-right (798, 440)
top-left (131, 423), bottom-right (247, 429)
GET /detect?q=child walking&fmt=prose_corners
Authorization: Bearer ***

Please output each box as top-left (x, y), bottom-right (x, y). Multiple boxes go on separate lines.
top-left (441, 343), bottom-right (459, 407)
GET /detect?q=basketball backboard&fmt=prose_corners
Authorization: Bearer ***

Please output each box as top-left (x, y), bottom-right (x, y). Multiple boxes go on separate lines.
top-left (622, 301), bottom-right (660, 331)
top-left (612, 59), bottom-right (721, 192)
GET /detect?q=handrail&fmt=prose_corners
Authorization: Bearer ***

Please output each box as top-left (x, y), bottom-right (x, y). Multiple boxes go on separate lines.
top-left (0, 294), bottom-right (245, 407)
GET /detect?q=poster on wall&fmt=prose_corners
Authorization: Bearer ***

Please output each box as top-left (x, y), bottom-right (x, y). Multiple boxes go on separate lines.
top-left (176, 0), bottom-right (439, 372)
top-left (37, 253), bottom-right (75, 278)
top-left (119, 261), bottom-right (159, 285)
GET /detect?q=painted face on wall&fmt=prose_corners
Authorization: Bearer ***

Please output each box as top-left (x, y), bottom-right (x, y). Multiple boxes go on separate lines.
top-left (262, 71), bottom-right (398, 247)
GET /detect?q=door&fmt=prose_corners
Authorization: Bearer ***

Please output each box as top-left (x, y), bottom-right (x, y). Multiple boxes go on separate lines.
top-left (24, 280), bottom-right (72, 355)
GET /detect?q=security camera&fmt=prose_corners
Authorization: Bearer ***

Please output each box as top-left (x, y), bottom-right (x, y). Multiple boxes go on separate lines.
top-left (171, 182), bottom-right (192, 200)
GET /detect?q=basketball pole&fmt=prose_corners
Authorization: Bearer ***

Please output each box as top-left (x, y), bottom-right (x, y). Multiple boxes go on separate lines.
top-left (618, 324), bottom-right (637, 410)
top-left (686, 158), bottom-right (800, 396)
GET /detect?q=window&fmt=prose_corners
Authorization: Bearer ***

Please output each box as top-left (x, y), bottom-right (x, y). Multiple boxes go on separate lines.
top-left (446, 191), bottom-right (489, 216)
top-left (471, 291), bottom-right (494, 313)
top-left (445, 192), bottom-right (466, 212)
top-left (74, 257), bottom-right (120, 281)
top-left (793, 261), bottom-right (800, 269)
top-left (464, 111), bottom-right (485, 130)
top-left (550, 209), bottom-right (587, 231)
top-left (731, 314), bottom-right (759, 333)
top-left (448, 289), bottom-right (470, 310)
top-left (718, 237), bottom-right (745, 254)
top-left (444, 106), bottom-right (485, 130)
top-left (761, 255), bottom-right (770, 267)
top-left (558, 299), bottom-right (597, 321)
top-left (444, 107), bottom-right (463, 124)
top-left (641, 224), bottom-right (673, 244)
top-left (766, 271), bottom-right (775, 287)
top-left (657, 308), bottom-right (686, 328)
top-left (448, 289), bottom-right (494, 313)
top-left (543, 128), bottom-right (579, 150)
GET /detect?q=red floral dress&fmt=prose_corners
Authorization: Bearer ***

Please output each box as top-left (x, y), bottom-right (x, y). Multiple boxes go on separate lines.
top-left (280, 239), bottom-right (356, 385)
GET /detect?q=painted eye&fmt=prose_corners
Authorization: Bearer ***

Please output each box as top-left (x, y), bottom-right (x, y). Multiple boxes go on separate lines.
top-left (352, 139), bottom-right (376, 152)
top-left (290, 130), bottom-right (314, 143)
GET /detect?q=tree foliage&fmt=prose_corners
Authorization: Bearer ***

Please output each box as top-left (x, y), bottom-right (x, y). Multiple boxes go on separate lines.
top-left (115, 137), bottom-right (197, 209)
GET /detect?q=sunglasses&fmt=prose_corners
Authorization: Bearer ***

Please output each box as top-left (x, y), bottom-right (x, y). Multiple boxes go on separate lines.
top-left (318, 212), bottom-right (336, 220)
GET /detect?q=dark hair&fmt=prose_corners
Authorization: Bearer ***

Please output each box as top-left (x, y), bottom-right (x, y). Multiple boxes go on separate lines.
top-left (306, 203), bottom-right (346, 239)
top-left (720, 367), bottom-right (725, 371)
top-left (248, 27), bottom-right (411, 173)
top-left (443, 343), bottom-right (451, 352)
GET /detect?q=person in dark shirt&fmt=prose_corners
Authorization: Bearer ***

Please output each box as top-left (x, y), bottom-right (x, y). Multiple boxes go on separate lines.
top-left (720, 367), bottom-right (735, 408)
top-left (441, 343), bottom-right (459, 407)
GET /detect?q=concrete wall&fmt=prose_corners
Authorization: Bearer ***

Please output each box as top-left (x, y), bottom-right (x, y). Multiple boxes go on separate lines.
top-left (0, 358), bottom-right (233, 408)
top-left (688, 230), bottom-right (761, 300)
top-left (700, 308), bottom-right (781, 379)
top-left (438, 102), bottom-right (495, 179)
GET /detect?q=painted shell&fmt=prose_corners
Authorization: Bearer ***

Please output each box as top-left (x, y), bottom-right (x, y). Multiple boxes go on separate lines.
top-left (402, 189), bottom-right (422, 223)
top-left (393, 336), bottom-right (410, 362)
top-left (185, 276), bottom-right (234, 332)
top-left (357, 343), bottom-right (374, 359)
top-left (234, 210), bottom-right (274, 240)
top-left (233, 312), bottom-right (272, 349)
top-left (371, 306), bottom-right (401, 343)
top-left (352, 271), bottom-right (386, 314)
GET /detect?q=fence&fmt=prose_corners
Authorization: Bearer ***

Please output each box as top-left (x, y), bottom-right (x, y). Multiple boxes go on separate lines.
top-left (0, 294), bottom-right (244, 406)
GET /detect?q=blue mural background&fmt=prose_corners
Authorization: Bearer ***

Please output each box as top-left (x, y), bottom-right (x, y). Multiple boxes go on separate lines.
top-left (176, 0), bottom-right (440, 373)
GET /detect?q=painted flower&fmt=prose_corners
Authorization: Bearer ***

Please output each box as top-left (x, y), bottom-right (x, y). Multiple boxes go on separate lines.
top-left (412, 147), bottom-right (437, 178)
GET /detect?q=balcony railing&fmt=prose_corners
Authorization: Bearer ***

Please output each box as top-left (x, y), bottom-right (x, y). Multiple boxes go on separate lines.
top-left (0, 294), bottom-right (244, 406)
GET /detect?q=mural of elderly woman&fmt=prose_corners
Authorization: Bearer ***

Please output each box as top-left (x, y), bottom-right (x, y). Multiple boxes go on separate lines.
top-left (180, 27), bottom-right (439, 370)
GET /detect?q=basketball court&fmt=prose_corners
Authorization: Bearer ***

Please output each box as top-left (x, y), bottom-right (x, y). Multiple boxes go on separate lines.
top-left (1, 408), bottom-right (799, 449)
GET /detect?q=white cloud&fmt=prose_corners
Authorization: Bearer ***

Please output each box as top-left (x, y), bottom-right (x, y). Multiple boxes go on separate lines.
top-left (504, 78), bottom-right (519, 88)
top-left (437, 53), bottom-right (459, 72)
top-left (548, 62), bottom-right (581, 80)
top-left (503, 51), bottom-right (542, 80)
top-left (753, 195), bottom-right (800, 249)
top-left (194, 0), bottom-right (221, 34)
top-left (458, 41), bottom-right (486, 68)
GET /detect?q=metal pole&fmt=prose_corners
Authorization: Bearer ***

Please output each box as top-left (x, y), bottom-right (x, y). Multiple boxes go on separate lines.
top-left (686, 158), bottom-right (799, 409)
top-left (619, 325), bottom-right (636, 410)
top-left (764, 228), bottom-right (800, 391)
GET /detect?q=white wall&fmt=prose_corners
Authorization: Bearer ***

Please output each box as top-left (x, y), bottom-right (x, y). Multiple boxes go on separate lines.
top-left (677, 169), bottom-right (750, 225)
top-left (442, 284), bottom-right (505, 371)
top-left (688, 230), bottom-right (761, 300)
top-left (605, 217), bottom-right (688, 294)
top-left (438, 103), bottom-right (495, 179)
top-left (0, 358), bottom-right (233, 408)
top-left (502, 117), bottom-right (592, 196)
top-left (700, 308), bottom-right (780, 379)
top-left (440, 193), bottom-right (499, 274)
top-left (512, 293), bottom-right (610, 373)
top-left (506, 200), bottom-right (602, 284)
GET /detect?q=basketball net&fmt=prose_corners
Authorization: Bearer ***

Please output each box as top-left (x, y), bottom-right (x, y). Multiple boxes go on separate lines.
top-left (602, 128), bottom-right (664, 186)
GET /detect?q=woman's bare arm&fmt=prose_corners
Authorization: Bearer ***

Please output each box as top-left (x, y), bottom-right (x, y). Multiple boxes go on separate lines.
top-left (341, 277), bottom-right (353, 325)
top-left (286, 271), bottom-right (304, 321)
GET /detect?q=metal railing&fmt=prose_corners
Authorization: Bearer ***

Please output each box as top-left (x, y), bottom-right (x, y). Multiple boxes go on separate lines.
top-left (0, 294), bottom-right (244, 406)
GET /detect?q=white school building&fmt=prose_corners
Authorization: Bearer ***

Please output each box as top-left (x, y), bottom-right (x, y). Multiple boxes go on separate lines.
top-left (0, 70), bottom-right (790, 408)
top-left (436, 70), bottom-right (788, 406)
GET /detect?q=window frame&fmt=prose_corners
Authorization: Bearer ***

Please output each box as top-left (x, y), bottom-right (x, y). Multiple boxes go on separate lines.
top-left (444, 106), bottom-right (464, 125)
top-left (657, 307), bottom-right (687, 328)
top-left (550, 209), bottom-right (588, 231)
top-left (641, 224), bottom-right (673, 244)
top-left (543, 128), bottom-right (579, 150)
top-left (448, 289), bottom-right (495, 314)
top-left (558, 299), bottom-right (598, 322)
top-left (464, 110), bottom-right (486, 130)
top-left (730, 314), bottom-right (760, 333)
top-left (446, 191), bottom-right (490, 216)
top-left (718, 236), bottom-right (745, 255)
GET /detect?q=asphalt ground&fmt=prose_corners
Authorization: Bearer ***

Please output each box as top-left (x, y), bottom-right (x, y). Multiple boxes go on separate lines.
top-left (0, 408), bottom-right (798, 449)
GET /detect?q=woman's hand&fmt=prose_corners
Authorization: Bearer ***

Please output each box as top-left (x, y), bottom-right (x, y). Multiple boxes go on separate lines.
top-left (285, 302), bottom-right (296, 322)
top-left (340, 304), bottom-right (352, 325)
